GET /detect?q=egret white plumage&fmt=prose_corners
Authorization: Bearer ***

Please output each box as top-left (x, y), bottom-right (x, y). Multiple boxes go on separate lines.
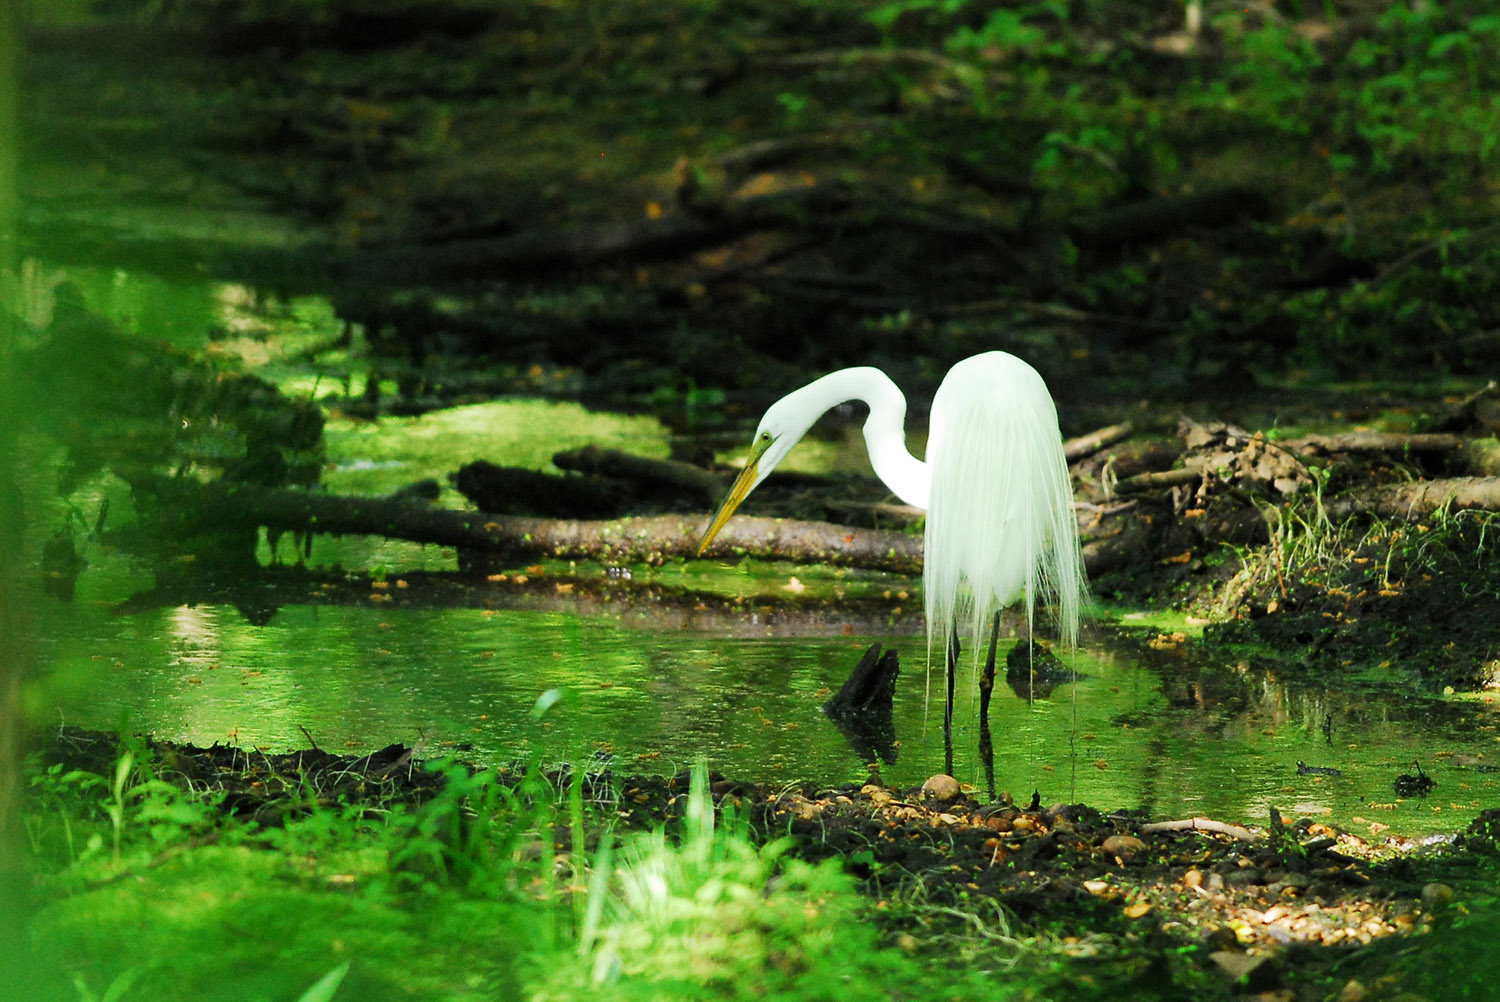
top-left (695, 351), bottom-right (1084, 755)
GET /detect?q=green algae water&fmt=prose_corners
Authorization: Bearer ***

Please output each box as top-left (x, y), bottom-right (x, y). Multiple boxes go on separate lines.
top-left (27, 556), bottom-right (1500, 843)
top-left (17, 268), bottom-right (1500, 844)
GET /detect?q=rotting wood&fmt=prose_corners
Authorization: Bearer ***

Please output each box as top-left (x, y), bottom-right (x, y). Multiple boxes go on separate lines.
top-left (552, 445), bottom-right (724, 505)
top-left (1111, 429), bottom-right (1466, 497)
top-left (1292, 432), bottom-right (1462, 454)
top-left (450, 460), bottom-right (628, 519)
top-left (1115, 467), bottom-right (1201, 493)
top-left (117, 470), bottom-right (925, 573)
top-left (1064, 421), bottom-right (1133, 461)
top-left (1324, 476), bottom-right (1500, 522)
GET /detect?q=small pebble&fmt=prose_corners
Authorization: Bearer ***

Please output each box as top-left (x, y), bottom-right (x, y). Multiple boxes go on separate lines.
top-left (1336, 981), bottom-right (1368, 1002)
top-left (1101, 834), bottom-right (1147, 861)
top-left (794, 800), bottom-right (823, 821)
top-left (921, 774), bottom-right (961, 799)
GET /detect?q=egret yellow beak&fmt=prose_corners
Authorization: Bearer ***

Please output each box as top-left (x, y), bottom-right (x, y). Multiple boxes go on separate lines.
top-left (695, 436), bottom-right (772, 556)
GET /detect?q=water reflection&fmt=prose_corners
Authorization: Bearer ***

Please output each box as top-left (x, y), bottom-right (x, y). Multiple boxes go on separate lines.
top-left (29, 583), bottom-right (1500, 841)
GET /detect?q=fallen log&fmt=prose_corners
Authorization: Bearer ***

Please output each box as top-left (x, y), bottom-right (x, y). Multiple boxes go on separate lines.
top-left (449, 460), bottom-right (629, 519)
top-left (1293, 432), bottom-right (1462, 454)
top-left (1064, 421), bottom-right (1133, 461)
top-left (1324, 476), bottom-right (1500, 521)
top-left (551, 445), bottom-right (724, 506)
top-left (117, 470), bottom-right (925, 573)
top-left (1111, 429), bottom-right (1467, 498)
top-left (1115, 467), bottom-right (1200, 493)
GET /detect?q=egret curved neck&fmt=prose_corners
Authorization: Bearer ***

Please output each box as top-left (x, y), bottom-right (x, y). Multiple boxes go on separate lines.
top-left (796, 366), bottom-right (929, 509)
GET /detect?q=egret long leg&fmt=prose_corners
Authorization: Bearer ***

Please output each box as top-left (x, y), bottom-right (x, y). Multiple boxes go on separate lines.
top-left (978, 611), bottom-right (1001, 800)
top-left (944, 630), bottom-right (959, 777)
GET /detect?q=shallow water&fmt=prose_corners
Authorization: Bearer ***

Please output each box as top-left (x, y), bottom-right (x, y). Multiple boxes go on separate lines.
top-left (28, 554), bottom-right (1500, 843)
top-left (19, 266), bottom-right (1500, 843)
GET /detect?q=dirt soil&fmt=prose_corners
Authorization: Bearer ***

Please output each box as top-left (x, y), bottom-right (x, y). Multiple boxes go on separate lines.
top-left (39, 726), bottom-right (1500, 1001)
top-left (1206, 519), bottom-right (1500, 694)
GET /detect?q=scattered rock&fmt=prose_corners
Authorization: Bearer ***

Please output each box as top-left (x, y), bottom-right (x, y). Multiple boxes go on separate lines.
top-left (1101, 834), bottom-right (1148, 861)
top-left (1337, 979), bottom-right (1368, 1002)
top-left (921, 774), bottom-right (961, 800)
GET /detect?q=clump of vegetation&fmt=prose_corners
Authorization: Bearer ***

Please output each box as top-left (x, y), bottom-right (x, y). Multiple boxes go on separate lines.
top-left (535, 766), bottom-right (967, 1001)
top-left (17, 734), bottom-right (1025, 1002)
top-left (1208, 502), bottom-right (1500, 690)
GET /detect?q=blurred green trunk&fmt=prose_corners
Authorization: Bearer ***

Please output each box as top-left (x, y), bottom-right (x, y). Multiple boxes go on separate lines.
top-left (0, 0), bottom-right (27, 914)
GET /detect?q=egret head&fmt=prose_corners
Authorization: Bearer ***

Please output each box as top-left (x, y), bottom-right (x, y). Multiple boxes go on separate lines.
top-left (695, 401), bottom-right (809, 556)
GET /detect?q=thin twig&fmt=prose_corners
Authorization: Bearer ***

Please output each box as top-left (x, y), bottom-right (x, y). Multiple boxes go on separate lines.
top-left (1140, 817), bottom-right (1259, 841)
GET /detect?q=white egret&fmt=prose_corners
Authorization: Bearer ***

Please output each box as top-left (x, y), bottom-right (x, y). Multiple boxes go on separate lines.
top-left (695, 351), bottom-right (1085, 761)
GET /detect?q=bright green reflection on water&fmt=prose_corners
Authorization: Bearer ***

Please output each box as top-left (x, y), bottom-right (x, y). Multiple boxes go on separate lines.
top-left (29, 586), bottom-right (1500, 839)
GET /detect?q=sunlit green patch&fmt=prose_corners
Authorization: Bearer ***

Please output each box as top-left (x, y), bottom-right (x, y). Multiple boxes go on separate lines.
top-left (21, 756), bottom-right (1032, 1002)
top-left (321, 400), bottom-right (671, 501)
top-left (25, 807), bottom-right (540, 1002)
top-left (666, 556), bottom-right (919, 604)
top-left (1105, 608), bottom-right (1205, 638)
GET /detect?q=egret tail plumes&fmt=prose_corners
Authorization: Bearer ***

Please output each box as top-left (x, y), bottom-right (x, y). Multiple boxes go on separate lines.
top-left (922, 353), bottom-right (1083, 668)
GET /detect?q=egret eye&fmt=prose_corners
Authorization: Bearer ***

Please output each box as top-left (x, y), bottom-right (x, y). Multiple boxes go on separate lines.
top-left (758, 432), bottom-right (772, 443)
